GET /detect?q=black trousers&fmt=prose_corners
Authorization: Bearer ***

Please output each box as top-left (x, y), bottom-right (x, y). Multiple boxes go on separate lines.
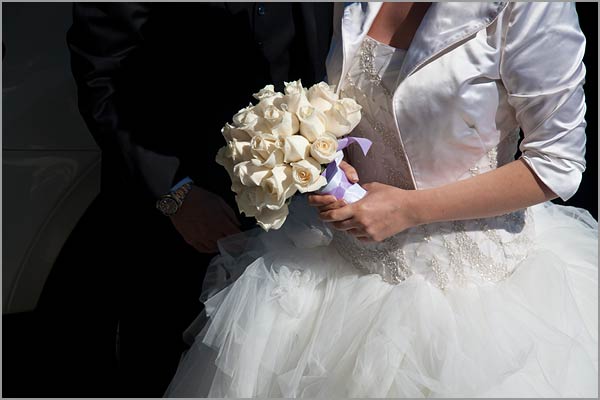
top-left (36, 192), bottom-right (211, 397)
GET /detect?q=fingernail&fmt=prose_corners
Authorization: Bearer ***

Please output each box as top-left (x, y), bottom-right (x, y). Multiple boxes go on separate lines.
top-left (351, 174), bottom-right (358, 182)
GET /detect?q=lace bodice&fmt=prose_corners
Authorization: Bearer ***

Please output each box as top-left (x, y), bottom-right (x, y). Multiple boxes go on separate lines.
top-left (332, 36), bottom-right (534, 289)
top-left (340, 36), bottom-right (414, 190)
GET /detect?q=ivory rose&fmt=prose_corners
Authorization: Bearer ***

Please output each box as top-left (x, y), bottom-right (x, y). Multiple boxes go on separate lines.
top-left (275, 80), bottom-right (311, 114)
top-left (325, 98), bottom-right (362, 137)
top-left (216, 146), bottom-right (244, 193)
top-left (232, 105), bottom-right (260, 130)
top-left (261, 165), bottom-right (296, 209)
top-left (227, 138), bottom-right (253, 163)
top-left (255, 204), bottom-right (289, 231)
top-left (235, 187), bottom-right (263, 217)
top-left (307, 82), bottom-right (338, 112)
top-left (234, 161), bottom-right (271, 187)
top-left (310, 133), bottom-right (338, 164)
top-left (252, 84), bottom-right (281, 102)
top-left (291, 157), bottom-right (327, 193)
top-left (297, 105), bottom-right (327, 142)
top-left (222, 123), bottom-right (252, 141)
top-left (260, 104), bottom-right (299, 137)
top-left (250, 149), bottom-right (284, 168)
top-left (283, 135), bottom-right (311, 163)
top-left (250, 133), bottom-right (280, 160)
top-left (216, 146), bottom-right (234, 177)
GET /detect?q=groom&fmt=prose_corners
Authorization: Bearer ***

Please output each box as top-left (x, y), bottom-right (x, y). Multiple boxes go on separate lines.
top-left (67, 3), bottom-right (332, 396)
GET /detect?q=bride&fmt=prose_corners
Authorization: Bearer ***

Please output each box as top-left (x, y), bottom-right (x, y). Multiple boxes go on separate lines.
top-left (166, 2), bottom-right (597, 397)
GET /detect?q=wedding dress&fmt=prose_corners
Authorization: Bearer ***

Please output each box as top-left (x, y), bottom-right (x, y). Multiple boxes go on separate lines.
top-left (165, 36), bottom-right (598, 397)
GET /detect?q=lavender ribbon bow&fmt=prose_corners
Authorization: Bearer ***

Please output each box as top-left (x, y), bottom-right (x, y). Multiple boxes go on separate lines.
top-left (316, 137), bottom-right (372, 203)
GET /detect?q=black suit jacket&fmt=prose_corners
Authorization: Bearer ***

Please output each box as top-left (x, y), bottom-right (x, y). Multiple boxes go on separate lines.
top-left (67, 2), bottom-right (333, 214)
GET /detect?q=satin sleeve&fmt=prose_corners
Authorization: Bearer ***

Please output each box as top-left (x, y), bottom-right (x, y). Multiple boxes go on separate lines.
top-left (500, 2), bottom-right (587, 201)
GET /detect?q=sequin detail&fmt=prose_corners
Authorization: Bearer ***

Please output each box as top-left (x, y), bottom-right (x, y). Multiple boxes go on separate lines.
top-left (429, 256), bottom-right (449, 290)
top-left (333, 209), bottom-right (533, 289)
top-left (358, 37), bottom-right (394, 96)
top-left (332, 232), bottom-right (412, 285)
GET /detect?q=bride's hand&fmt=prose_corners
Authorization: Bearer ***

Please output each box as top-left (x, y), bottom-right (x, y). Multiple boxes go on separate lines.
top-left (319, 182), bottom-right (420, 242)
top-left (307, 160), bottom-right (359, 211)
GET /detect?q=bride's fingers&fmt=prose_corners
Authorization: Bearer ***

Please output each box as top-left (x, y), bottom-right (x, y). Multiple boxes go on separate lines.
top-left (319, 203), bottom-right (355, 222)
top-left (339, 161), bottom-right (359, 183)
top-left (308, 194), bottom-right (337, 207)
top-left (347, 227), bottom-right (371, 239)
top-left (319, 199), bottom-right (347, 212)
top-left (331, 218), bottom-right (359, 231)
top-left (343, 227), bottom-right (373, 241)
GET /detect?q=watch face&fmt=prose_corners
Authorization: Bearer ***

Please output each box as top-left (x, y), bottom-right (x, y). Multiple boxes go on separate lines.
top-left (158, 197), bottom-right (179, 216)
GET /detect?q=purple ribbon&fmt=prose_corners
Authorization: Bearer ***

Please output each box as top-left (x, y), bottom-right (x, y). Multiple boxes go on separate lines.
top-left (316, 137), bottom-right (372, 203)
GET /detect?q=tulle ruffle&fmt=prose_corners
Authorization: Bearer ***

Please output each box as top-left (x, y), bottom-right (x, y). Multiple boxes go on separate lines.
top-left (165, 201), bottom-right (597, 398)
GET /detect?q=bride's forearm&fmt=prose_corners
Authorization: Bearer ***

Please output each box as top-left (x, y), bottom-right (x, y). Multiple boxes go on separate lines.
top-left (411, 159), bottom-right (558, 225)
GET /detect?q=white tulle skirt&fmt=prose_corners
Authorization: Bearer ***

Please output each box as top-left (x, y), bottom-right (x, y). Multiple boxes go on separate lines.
top-left (165, 199), bottom-right (598, 398)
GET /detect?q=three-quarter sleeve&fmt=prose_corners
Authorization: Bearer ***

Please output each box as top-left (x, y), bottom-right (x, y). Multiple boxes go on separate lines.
top-left (500, 2), bottom-right (587, 201)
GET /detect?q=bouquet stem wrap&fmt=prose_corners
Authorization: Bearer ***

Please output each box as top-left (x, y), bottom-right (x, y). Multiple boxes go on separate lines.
top-left (316, 137), bottom-right (372, 203)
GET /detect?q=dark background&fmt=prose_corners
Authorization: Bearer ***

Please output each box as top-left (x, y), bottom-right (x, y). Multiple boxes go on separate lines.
top-left (510, 2), bottom-right (598, 218)
top-left (2, 2), bottom-right (598, 398)
top-left (553, 3), bottom-right (598, 216)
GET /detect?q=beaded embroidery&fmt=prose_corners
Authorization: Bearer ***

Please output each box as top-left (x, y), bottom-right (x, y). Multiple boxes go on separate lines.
top-left (340, 37), bottom-right (414, 190)
top-left (333, 209), bottom-right (532, 288)
top-left (358, 37), bottom-right (394, 96)
top-left (331, 232), bottom-right (413, 285)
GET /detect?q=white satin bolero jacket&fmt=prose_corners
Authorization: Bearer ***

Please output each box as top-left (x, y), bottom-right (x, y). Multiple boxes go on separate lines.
top-left (325, 2), bottom-right (587, 201)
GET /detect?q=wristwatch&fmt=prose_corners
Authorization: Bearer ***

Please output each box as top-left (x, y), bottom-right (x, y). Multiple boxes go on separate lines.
top-left (156, 182), bottom-right (192, 216)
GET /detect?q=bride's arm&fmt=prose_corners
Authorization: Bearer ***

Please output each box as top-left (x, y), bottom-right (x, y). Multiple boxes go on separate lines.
top-left (413, 159), bottom-right (557, 224)
top-left (414, 2), bottom-right (588, 225)
top-left (312, 159), bottom-right (554, 242)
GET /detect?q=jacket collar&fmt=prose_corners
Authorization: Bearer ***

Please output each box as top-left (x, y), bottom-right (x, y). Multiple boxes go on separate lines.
top-left (340, 2), bottom-right (508, 83)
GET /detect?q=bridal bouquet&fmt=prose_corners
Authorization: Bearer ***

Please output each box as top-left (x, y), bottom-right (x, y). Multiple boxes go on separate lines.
top-left (216, 80), bottom-right (371, 231)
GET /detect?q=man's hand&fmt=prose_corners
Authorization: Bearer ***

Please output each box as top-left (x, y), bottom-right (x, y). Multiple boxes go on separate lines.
top-left (169, 185), bottom-right (241, 253)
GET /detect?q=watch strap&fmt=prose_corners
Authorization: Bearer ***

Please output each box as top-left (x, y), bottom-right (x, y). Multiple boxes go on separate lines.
top-left (156, 182), bottom-right (192, 216)
top-left (171, 182), bottom-right (192, 204)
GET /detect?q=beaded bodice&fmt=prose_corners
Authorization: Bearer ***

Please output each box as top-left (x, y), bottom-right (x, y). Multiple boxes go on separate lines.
top-left (340, 36), bottom-right (414, 190)
top-left (331, 36), bottom-right (534, 289)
